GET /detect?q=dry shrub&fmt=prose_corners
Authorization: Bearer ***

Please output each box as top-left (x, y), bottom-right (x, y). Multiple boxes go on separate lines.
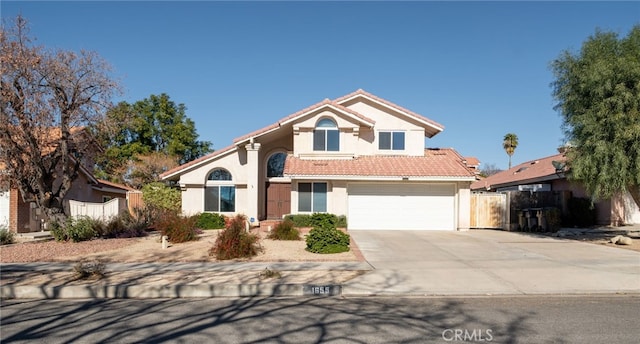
top-left (267, 219), bottom-right (301, 240)
top-left (210, 214), bottom-right (262, 260)
top-left (154, 211), bottom-right (199, 243)
top-left (73, 260), bottom-right (106, 280)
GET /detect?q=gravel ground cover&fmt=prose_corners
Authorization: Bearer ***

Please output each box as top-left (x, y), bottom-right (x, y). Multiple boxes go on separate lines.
top-left (0, 231), bottom-right (360, 263)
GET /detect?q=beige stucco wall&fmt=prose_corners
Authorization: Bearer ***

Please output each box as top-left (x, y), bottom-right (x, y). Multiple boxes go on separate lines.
top-left (291, 103), bottom-right (427, 158)
top-left (345, 102), bottom-right (426, 156)
top-left (178, 134), bottom-right (294, 219)
top-left (612, 190), bottom-right (640, 225)
top-left (457, 181), bottom-right (471, 231)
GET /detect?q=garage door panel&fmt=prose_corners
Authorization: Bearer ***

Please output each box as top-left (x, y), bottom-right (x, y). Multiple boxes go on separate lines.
top-left (348, 183), bottom-right (455, 230)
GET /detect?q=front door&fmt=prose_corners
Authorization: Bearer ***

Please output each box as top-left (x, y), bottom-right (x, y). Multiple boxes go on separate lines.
top-left (266, 182), bottom-right (291, 219)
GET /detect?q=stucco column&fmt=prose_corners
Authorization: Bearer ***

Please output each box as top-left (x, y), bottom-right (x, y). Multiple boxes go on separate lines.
top-left (245, 142), bottom-right (261, 226)
top-left (458, 183), bottom-right (471, 231)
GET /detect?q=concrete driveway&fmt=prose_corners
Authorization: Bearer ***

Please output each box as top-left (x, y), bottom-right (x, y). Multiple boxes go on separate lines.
top-left (343, 230), bottom-right (640, 296)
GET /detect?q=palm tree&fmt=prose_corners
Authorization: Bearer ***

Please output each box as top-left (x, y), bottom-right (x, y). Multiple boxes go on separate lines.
top-left (503, 133), bottom-right (519, 169)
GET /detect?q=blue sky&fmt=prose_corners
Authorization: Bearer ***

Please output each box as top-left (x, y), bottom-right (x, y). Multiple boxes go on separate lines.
top-left (2, 1), bottom-right (638, 170)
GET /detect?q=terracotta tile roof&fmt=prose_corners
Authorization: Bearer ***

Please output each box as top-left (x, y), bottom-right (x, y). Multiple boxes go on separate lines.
top-left (465, 157), bottom-right (480, 166)
top-left (471, 153), bottom-right (567, 190)
top-left (96, 179), bottom-right (137, 192)
top-left (159, 144), bottom-right (237, 180)
top-left (233, 98), bottom-right (376, 144)
top-left (284, 148), bottom-right (476, 179)
top-left (334, 89), bottom-right (445, 131)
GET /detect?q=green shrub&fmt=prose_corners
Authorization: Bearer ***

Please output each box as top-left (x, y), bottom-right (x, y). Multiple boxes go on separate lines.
top-left (267, 219), bottom-right (301, 240)
top-left (50, 217), bottom-right (97, 242)
top-left (154, 211), bottom-right (199, 243)
top-left (335, 215), bottom-right (348, 228)
top-left (285, 213), bottom-right (347, 228)
top-left (142, 182), bottom-right (181, 215)
top-left (210, 214), bottom-right (262, 260)
top-left (196, 212), bottom-right (226, 229)
top-left (305, 226), bottom-right (350, 254)
top-left (285, 214), bottom-right (312, 227)
top-left (49, 220), bottom-right (67, 241)
top-left (0, 226), bottom-right (15, 245)
top-left (64, 217), bottom-right (98, 242)
top-left (99, 212), bottom-right (149, 238)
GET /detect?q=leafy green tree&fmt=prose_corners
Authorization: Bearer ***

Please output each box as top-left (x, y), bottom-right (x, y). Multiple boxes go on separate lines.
top-left (95, 93), bottom-right (211, 184)
top-left (502, 133), bottom-right (519, 169)
top-left (551, 25), bottom-right (640, 207)
top-left (141, 182), bottom-right (181, 214)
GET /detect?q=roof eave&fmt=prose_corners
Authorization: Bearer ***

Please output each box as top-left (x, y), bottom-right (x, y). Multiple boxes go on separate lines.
top-left (485, 173), bottom-right (565, 190)
top-left (336, 92), bottom-right (444, 134)
top-left (286, 175), bottom-right (476, 181)
top-left (160, 146), bottom-right (238, 180)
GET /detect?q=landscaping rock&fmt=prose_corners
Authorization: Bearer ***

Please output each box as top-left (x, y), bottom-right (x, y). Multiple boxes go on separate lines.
top-left (556, 230), bottom-right (577, 237)
top-left (610, 235), bottom-right (623, 244)
top-left (616, 237), bottom-right (633, 246)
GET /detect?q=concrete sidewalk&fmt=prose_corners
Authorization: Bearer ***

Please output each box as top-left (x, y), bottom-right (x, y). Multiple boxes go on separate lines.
top-left (0, 261), bottom-right (372, 299)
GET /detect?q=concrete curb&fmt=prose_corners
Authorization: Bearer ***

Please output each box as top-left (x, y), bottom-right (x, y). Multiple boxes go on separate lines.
top-left (1, 283), bottom-right (344, 299)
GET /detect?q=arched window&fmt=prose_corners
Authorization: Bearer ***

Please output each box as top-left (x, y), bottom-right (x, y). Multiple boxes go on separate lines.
top-left (313, 118), bottom-right (339, 151)
top-left (207, 169), bottom-right (232, 181)
top-left (205, 168), bottom-right (235, 212)
top-left (267, 152), bottom-right (286, 178)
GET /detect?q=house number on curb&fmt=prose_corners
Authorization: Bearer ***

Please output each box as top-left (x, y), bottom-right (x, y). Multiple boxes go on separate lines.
top-left (303, 285), bottom-right (341, 296)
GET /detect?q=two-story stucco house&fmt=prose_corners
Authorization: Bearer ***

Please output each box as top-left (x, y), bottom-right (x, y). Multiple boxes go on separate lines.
top-left (160, 90), bottom-right (477, 231)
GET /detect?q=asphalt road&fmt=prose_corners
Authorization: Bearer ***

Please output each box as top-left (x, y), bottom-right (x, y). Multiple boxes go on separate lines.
top-left (1, 295), bottom-right (638, 343)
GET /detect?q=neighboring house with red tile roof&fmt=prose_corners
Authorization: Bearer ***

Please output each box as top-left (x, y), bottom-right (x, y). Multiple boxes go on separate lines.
top-left (161, 90), bottom-right (477, 231)
top-left (470, 152), bottom-right (640, 226)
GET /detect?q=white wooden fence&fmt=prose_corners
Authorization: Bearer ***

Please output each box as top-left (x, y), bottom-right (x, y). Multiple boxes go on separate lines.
top-left (69, 198), bottom-right (123, 221)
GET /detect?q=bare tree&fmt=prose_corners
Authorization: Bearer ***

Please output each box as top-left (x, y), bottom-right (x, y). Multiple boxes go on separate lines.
top-left (0, 16), bottom-right (119, 223)
top-left (125, 152), bottom-right (179, 189)
top-left (480, 163), bottom-right (503, 177)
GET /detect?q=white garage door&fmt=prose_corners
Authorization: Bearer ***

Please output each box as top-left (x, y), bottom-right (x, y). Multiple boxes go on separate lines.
top-left (0, 191), bottom-right (9, 228)
top-left (348, 183), bottom-right (455, 230)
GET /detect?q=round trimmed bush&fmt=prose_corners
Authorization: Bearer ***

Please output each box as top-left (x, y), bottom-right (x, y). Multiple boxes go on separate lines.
top-left (305, 226), bottom-right (350, 254)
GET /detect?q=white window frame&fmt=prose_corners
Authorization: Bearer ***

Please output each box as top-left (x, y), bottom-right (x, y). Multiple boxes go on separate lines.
top-left (378, 130), bottom-right (406, 151)
top-left (205, 168), bottom-right (236, 213)
top-left (313, 118), bottom-right (339, 152)
top-left (297, 182), bottom-right (328, 213)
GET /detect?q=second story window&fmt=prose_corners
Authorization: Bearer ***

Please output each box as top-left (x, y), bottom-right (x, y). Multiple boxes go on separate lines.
top-left (379, 131), bottom-right (405, 151)
top-left (313, 118), bottom-right (339, 151)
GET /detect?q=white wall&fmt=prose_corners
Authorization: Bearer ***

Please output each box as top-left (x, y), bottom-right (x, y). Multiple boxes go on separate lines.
top-left (0, 191), bottom-right (9, 228)
top-left (622, 189), bottom-right (640, 224)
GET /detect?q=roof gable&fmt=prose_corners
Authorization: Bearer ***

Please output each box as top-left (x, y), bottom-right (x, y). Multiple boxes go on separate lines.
top-left (233, 99), bottom-right (375, 145)
top-left (334, 89), bottom-right (444, 138)
top-left (159, 145), bottom-right (237, 180)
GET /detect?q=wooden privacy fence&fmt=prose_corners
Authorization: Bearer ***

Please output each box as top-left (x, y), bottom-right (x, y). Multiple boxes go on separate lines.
top-left (470, 192), bottom-right (508, 229)
top-left (126, 190), bottom-right (144, 215)
top-left (69, 198), bottom-right (124, 221)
